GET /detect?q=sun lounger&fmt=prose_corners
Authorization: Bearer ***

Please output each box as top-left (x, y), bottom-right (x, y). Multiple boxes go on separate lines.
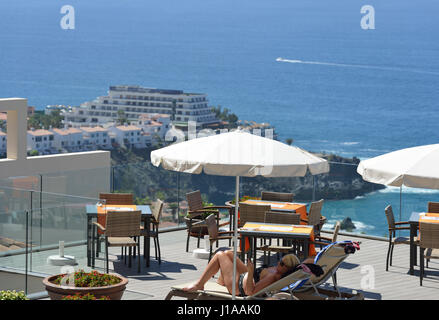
top-left (164, 268), bottom-right (311, 300)
top-left (284, 240), bottom-right (363, 299)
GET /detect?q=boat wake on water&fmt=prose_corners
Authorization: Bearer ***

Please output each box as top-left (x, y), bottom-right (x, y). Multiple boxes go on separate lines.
top-left (276, 57), bottom-right (439, 76)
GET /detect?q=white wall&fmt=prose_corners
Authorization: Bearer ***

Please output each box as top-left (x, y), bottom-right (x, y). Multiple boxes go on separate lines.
top-left (0, 98), bottom-right (111, 196)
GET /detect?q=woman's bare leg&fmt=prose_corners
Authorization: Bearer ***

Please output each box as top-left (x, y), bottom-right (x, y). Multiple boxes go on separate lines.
top-left (218, 253), bottom-right (246, 285)
top-left (216, 250), bottom-right (248, 294)
top-left (183, 250), bottom-right (247, 293)
top-left (183, 251), bottom-right (225, 292)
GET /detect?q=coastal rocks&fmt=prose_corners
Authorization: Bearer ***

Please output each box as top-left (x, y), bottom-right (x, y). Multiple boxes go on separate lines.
top-left (340, 217), bottom-right (356, 231)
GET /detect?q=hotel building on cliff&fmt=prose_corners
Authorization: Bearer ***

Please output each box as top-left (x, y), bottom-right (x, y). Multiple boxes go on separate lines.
top-left (63, 85), bottom-right (220, 129)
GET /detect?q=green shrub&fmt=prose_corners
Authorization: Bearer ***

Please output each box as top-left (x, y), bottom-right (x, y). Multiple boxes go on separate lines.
top-left (0, 290), bottom-right (29, 300)
top-left (52, 270), bottom-right (121, 287)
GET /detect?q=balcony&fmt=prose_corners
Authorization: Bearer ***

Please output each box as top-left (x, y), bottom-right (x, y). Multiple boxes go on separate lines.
top-left (0, 158), bottom-right (438, 300)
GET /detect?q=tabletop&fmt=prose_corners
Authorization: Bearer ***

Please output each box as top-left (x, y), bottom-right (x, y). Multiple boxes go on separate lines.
top-left (241, 199), bottom-right (308, 212)
top-left (409, 212), bottom-right (439, 224)
top-left (239, 222), bottom-right (313, 238)
top-left (86, 204), bottom-right (151, 216)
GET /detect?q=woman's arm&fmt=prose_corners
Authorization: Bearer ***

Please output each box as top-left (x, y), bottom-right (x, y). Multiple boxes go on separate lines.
top-left (246, 272), bottom-right (279, 296)
top-left (244, 261), bottom-right (281, 296)
top-left (244, 259), bottom-right (255, 295)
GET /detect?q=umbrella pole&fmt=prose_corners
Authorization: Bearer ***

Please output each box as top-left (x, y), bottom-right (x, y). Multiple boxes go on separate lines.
top-left (399, 185), bottom-right (402, 237)
top-left (312, 175), bottom-right (316, 201)
top-left (232, 175), bottom-right (240, 300)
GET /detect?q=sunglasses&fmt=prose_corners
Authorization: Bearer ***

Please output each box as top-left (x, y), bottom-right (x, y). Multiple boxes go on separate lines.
top-left (279, 260), bottom-right (286, 267)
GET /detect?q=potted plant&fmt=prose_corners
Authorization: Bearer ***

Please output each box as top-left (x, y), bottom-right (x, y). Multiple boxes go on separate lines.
top-left (43, 270), bottom-right (128, 300)
top-left (62, 293), bottom-right (110, 300)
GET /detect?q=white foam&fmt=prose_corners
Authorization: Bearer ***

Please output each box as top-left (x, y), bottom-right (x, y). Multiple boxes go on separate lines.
top-left (276, 57), bottom-right (439, 76)
top-left (378, 186), bottom-right (439, 194)
top-left (341, 142), bottom-right (360, 146)
top-left (322, 219), bottom-right (375, 233)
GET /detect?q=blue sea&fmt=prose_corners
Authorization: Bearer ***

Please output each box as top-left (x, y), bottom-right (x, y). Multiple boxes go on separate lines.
top-left (1, 0), bottom-right (439, 237)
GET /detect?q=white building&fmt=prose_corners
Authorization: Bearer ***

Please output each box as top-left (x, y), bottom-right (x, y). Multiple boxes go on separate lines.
top-left (137, 113), bottom-right (171, 141)
top-left (141, 132), bottom-right (153, 148)
top-left (108, 124), bottom-right (143, 149)
top-left (45, 105), bottom-right (73, 115)
top-left (63, 85), bottom-right (220, 128)
top-left (27, 129), bottom-right (55, 155)
top-left (80, 127), bottom-right (111, 150)
top-left (52, 127), bottom-right (85, 153)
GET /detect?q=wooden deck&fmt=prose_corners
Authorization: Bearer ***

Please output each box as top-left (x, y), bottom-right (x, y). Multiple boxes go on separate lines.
top-left (94, 230), bottom-right (439, 300)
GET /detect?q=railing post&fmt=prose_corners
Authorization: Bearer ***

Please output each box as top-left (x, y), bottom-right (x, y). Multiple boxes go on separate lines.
top-left (25, 210), bottom-right (29, 295)
top-left (312, 175), bottom-right (316, 202)
top-left (177, 172), bottom-right (180, 225)
top-left (39, 174), bottom-right (43, 246)
top-left (29, 191), bottom-right (33, 273)
top-left (111, 166), bottom-right (115, 193)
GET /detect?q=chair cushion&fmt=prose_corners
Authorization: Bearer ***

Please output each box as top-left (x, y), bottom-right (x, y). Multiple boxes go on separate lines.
top-left (393, 236), bottom-right (418, 244)
top-left (425, 248), bottom-right (439, 259)
top-left (258, 244), bottom-right (292, 253)
top-left (107, 237), bottom-right (137, 247)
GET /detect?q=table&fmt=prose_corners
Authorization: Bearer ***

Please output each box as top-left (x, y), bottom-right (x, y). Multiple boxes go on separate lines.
top-left (239, 199), bottom-right (326, 229)
top-left (238, 222), bottom-right (315, 265)
top-left (409, 212), bottom-right (439, 275)
top-left (225, 200), bottom-right (309, 230)
top-left (241, 199), bottom-right (307, 216)
top-left (86, 204), bottom-right (152, 268)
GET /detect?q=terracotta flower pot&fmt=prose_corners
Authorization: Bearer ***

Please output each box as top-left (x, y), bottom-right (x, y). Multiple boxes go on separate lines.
top-left (43, 273), bottom-right (128, 300)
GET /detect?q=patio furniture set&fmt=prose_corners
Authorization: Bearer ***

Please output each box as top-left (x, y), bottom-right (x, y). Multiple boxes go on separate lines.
top-left (86, 193), bottom-right (164, 273)
top-left (185, 190), bottom-right (329, 263)
top-left (385, 201), bottom-right (439, 286)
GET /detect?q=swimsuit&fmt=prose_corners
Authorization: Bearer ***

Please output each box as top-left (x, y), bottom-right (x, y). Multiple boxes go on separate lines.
top-left (237, 267), bottom-right (265, 296)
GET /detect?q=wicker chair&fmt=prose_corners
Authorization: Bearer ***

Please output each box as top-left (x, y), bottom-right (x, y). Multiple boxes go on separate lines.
top-left (428, 202), bottom-right (439, 213)
top-left (141, 199), bottom-right (164, 264)
top-left (99, 193), bottom-right (134, 205)
top-left (185, 190), bottom-right (232, 252)
top-left (93, 210), bottom-right (141, 273)
top-left (264, 211), bottom-right (301, 225)
top-left (301, 199), bottom-right (325, 238)
top-left (261, 191), bottom-right (294, 202)
top-left (259, 211), bottom-right (302, 263)
top-left (97, 193), bottom-right (134, 258)
top-left (384, 205), bottom-right (418, 271)
top-left (419, 221), bottom-right (439, 286)
top-left (238, 202), bottom-right (271, 227)
top-left (314, 221), bottom-right (341, 247)
top-left (205, 214), bottom-right (235, 261)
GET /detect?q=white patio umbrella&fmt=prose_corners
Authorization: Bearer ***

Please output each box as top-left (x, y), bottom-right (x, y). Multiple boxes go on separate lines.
top-left (357, 143), bottom-right (439, 220)
top-left (357, 144), bottom-right (439, 189)
top-left (151, 130), bottom-right (329, 299)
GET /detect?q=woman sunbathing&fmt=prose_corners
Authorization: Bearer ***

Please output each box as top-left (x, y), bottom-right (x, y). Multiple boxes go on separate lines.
top-left (183, 250), bottom-right (317, 296)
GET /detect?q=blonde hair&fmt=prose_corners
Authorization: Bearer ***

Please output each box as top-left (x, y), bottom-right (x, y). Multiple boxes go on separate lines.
top-left (281, 254), bottom-right (300, 269)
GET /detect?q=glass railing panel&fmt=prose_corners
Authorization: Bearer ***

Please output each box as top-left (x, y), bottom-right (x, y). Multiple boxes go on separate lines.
top-left (179, 171), bottom-right (235, 226)
top-left (110, 158), bottom-right (439, 238)
top-left (0, 186), bottom-right (32, 214)
top-left (112, 161), bottom-right (181, 228)
top-left (313, 161), bottom-right (438, 238)
top-left (39, 166), bottom-right (111, 199)
top-left (0, 210), bottom-right (30, 293)
top-left (27, 204), bottom-right (92, 277)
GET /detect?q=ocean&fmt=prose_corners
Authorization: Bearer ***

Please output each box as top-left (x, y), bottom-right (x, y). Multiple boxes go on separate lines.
top-left (1, 0), bottom-right (438, 237)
